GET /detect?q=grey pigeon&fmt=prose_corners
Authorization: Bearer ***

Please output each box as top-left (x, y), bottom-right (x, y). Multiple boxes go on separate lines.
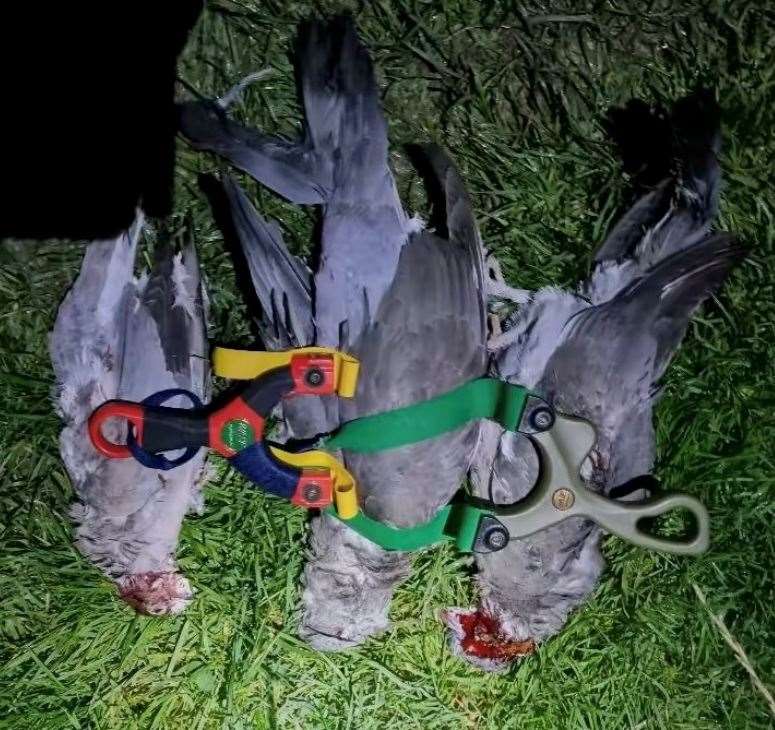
top-left (452, 90), bottom-right (744, 669)
top-left (179, 17), bottom-right (489, 649)
top-left (50, 216), bottom-right (211, 614)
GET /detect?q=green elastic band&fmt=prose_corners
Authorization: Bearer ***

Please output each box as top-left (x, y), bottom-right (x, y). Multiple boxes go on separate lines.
top-left (325, 378), bottom-right (529, 454)
top-left (325, 501), bottom-right (491, 552)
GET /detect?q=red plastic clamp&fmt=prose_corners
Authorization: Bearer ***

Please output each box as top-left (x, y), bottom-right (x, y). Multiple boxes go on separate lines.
top-left (291, 470), bottom-right (334, 508)
top-left (290, 355), bottom-right (336, 396)
top-left (88, 401), bottom-right (145, 459)
top-left (208, 396), bottom-right (266, 457)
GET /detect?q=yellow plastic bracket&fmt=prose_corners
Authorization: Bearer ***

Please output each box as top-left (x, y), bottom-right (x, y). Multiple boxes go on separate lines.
top-left (213, 346), bottom-right (360, 398)
top-left (269, 445), bottom-right (359, 519)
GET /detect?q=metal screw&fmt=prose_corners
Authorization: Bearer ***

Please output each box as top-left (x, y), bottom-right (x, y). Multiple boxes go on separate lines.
top-left (484, 526), bottom-right (509, 550)
top-left (305, 368), bottom-right (324, 387)
top-left (552, 488), bottom-right (575, 511)
top-left (303, 483), bottom-right (321, 502)
top-left (530, 406), bottom-right (554, 431)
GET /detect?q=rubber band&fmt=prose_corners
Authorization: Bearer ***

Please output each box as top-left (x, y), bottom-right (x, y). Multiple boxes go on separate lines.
top-left (126, 388), bottom-right (203, 471)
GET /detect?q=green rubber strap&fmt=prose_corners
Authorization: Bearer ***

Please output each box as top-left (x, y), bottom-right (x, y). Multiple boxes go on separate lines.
top-left (324, 378), bottom-right (526, 551)
top-left (325, 378), bottom-right (529, 453)
top-left (325, 501), bottom-right (490, 552)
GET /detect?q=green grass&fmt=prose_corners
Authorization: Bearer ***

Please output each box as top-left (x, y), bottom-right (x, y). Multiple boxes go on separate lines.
top-left (2, 1), bottom-right (774, 727)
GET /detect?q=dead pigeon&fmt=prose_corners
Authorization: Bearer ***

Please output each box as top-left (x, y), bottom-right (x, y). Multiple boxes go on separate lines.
top-left (450, 90), bottom-right (744, 669)
top-left (50, 216), bottom-right (210, 614)
top-left (179, 16), bottom-right (489, 649)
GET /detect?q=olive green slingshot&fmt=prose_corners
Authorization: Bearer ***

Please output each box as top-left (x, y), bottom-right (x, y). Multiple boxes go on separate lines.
top-left (322, 379), bottom-right (710, 556)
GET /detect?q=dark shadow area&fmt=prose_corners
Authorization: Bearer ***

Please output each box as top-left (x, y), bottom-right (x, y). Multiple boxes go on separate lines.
top-left (603, 98), bottom-right (675, 191)
top-left (0, 2), bottom-right (202, 241)
top-left (602, 88), bottom-right (719, 195)
top-left (405, 144), bottom-right (449, 237)
top-left (586, 87), bottom-right (720, 268)
top-left (608, 474), bottom-right (658, 501)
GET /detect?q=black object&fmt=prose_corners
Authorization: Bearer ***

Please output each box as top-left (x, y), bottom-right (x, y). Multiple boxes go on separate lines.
top-left (473, 516), bottom-right (511, 554)
top-left (604, 89), bottom-right (720, 192)
top-left (127, 388), bottom-right (204, 470)
top-left (0, 2), bottom-right (203, 240)
top-left (529, 406), bottom-right (555, 432)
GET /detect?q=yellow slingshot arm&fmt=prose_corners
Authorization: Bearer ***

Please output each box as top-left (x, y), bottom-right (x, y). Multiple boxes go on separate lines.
top-left (269, 445), bottom-right (359, 519)
top-left (213, 346), bottom-right (360, 398)
top-left (213, 346), bottom-right (361, 518)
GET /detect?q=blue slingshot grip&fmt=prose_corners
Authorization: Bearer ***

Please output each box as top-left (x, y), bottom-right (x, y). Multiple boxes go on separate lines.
top-left (127, 388), bottom-right (203, 471)
top-left (228, 442), bottom-right (299, 499)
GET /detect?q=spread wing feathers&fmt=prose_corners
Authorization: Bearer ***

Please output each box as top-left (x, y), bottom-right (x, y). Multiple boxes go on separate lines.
top-left (341, 230), bottom-right (489, 523)
top-left (592, 179), bottom-right (674, 266)
top-left (178, 16), bottom-right (387, 207)
top-left (421, 143), bottom-right (486, 327)
top-left (298, 15), bottom-right (387, 191)
top-left (299, 16), bottom-right (409, 346)
top-left (351, 234), bottom-right (487, 414)
top-left (348, 146), bottom-right (487, 415)
top-left (643, 233), bottom-right (742, 378)
top-left (222, 174), bottom-right (313, 348)
top-left (545, 233), bottom-right (743, 417)
top-left (179, 17), bottom-right (407, 345)
top-left (589, 91), bottom-right (722, 299)
top-left (177, 101), bottom-right (324, 206)
top-left (51, 214), bottom-right (143, 431)
top-left (117, 243), bottom-right (210, 404)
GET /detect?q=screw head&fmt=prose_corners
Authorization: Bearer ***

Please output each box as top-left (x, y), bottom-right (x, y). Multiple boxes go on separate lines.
top-left (530, 406), bottom-right (555, 431)
top-left (303, 483), bottom-right (321, 502)
top-left (304, 367), bottom-right (324, 387)
top-left (552, 488), bottom-right (575, 511)
top-left (484, 526), bottom-right (509, 550)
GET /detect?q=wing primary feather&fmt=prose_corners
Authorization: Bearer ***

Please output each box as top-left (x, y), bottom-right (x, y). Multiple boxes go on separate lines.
top-left (221, 174), bottom-right (314, 348)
